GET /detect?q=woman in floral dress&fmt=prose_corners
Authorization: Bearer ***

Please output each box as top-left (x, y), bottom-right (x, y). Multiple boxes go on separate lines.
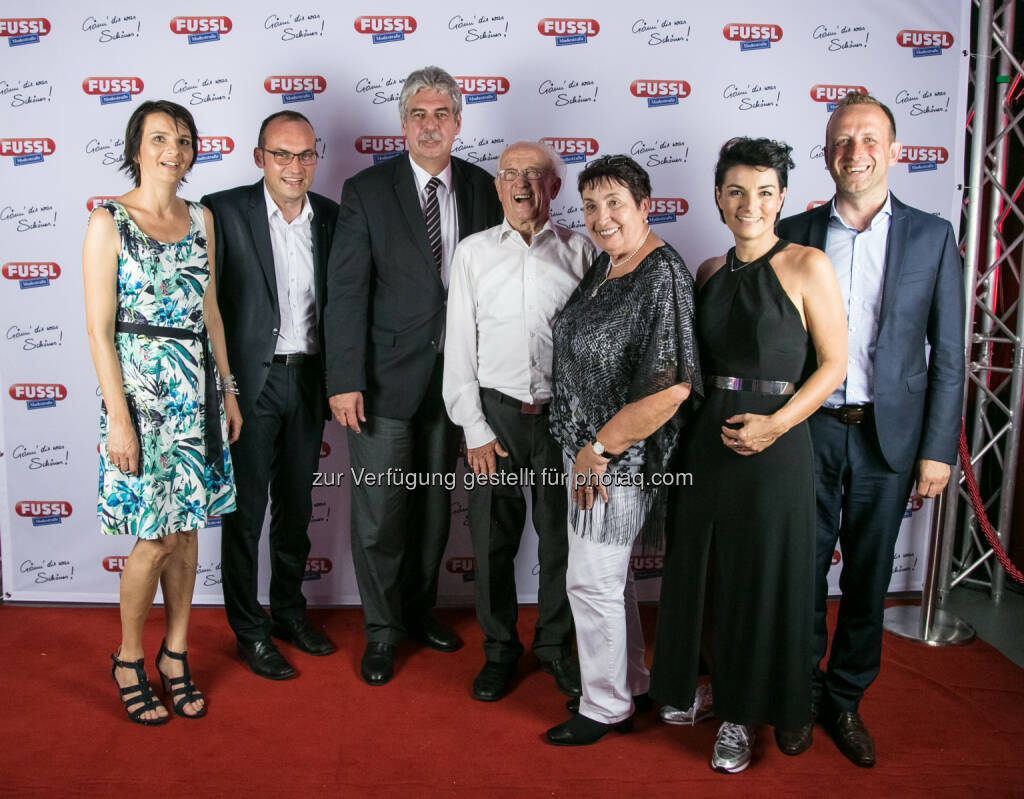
top-left (83, 100), bottom-right (240, 725)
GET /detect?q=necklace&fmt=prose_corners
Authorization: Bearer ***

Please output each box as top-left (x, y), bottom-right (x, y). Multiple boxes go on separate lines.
top-left (729, 238), bottom-right (780, 272)
top-left (591, 226), bottom-right (651, 297)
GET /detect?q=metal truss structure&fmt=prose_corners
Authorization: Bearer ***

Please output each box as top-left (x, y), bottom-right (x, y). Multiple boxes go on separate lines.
top-left (938, 0), bottom-right (1023, 606)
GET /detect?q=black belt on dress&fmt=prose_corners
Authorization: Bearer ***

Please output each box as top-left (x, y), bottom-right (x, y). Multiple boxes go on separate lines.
top-left (707, 375), bottom-right (796, 395)
top-left (115, 320), bottom-right (223, 468)
top-left (272, 352), bottom-right (316, 365)
top-left (481, 387), bottom-right (549, 415)
top-left (818, 403), bottom-right (873, 424)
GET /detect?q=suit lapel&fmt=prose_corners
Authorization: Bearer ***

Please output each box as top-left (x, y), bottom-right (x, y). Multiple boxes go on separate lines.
top-left (877, 194), bottom-right (909, 335)
top-left (394, 156), bottom-right (439, 275)
top-left (311, 198), bottom-right (329, 322)
top-left (451, 158), bottom-right (472, 241)
top-left (246, 182), bottom-right (279, 309)
top-left (808, 202), bottom-right (830, 250)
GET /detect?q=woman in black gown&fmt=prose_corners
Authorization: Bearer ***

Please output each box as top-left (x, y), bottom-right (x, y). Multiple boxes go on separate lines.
top-left (650, 138), bottom-right (847, 773)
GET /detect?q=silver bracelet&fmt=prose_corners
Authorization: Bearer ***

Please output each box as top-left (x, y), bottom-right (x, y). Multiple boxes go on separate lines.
top-left (217, 374), bottom-right (240, 395)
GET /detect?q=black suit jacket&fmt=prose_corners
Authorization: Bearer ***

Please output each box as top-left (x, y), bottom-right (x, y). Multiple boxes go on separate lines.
top-left (778, 194), bottom-right (964, 473)
top-left (324, 154), bottom-right (502, 419)
top-left (201, 180), bottom-right (339, 421)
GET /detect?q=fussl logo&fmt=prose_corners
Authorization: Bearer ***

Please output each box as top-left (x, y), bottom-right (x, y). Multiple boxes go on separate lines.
top-left (103, 556), bottom-right (128, 572)
top-left (1, 138), bottom-right (55, 165)
top-left (455, 76), bottom-right (510, 105)
top-left (897, 29), bottom-right (953, 56)
top-left (355, 135), bottom-right (407, 164)
top-left (9, 383), bottom-right (68, 410)
top-left (3, 261), bottom-right (61, 290)
top-left (170, 16), bottom-right (231, 43)
top-left (354, 15), bottom-right (416, 43)
top-left (265, 76), bottom-right (326, 104)
top-left (631, 80), bottom-right (691, 108)
top-left (446, 556), bottom-right (475, 581)
top-left (723, 23), bottom-right (783, 51)
top-left (303, 558), bottom-right (333, 581)
top-left (0, 18), bottom-right (51, 44)
top-left (538, 18), bottom-right (599, 44)
top-left (86, 196), bottom-right (118, 211)
top-left (16, 500), bottom-right (72, 526)
top-left (810, 84), bottom-right (868, 103)
top-left (648, 198), bottom-right (689, 224)
top-left (899, 145), bottom-right (949, 173)
top-left (540, 137), bottom-right (599, 164)
top-left (196, 136), bottom-right (234, 164)
top-left (82, 77), bottom-right (144, 106)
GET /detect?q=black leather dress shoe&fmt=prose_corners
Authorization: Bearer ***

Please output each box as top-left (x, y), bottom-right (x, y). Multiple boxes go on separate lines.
top-left (546, 712), bottom-right (633, 746)
top-left (271, 618), bottom-right (336, 656)
top-left (360, 642), bottom-right (395, 686)
top-left (775, 704), bottom-right (817, 756)
top-left (539, 658), bottom-right (582, 697)
top-left (566, 693), bottom-right (652, 714)
top-left (472, 661), bottom-right (517, 702)
top-left (237, 638), bottom-right (295, 680)
top-left (826, 710), bottom-right (875, 767)
top-left (406, 615), bottom-right (462, 652)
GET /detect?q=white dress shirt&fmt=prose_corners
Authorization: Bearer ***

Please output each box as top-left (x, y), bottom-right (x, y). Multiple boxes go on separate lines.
top-left (823, 193), bottom-right (892, 406)
top-left (264, 182), bottom-right (317, 355)
top-left (408, 155), bottom-right (458, 288)
top-left (443, 218), bottom-right (596, 449)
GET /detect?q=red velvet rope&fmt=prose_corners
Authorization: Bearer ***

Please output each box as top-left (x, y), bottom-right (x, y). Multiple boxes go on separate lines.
top-left (958, 420), bottom-right (1024, 583)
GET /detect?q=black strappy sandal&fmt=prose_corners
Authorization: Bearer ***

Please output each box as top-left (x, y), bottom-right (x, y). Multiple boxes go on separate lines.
top-left (110, 651), bottom-right (169, 726)
top-left (156, 639), bottom-right (207, 719)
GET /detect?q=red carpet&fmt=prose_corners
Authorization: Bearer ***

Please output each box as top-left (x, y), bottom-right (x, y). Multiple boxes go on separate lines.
top-left (1, 602), bottom-right (1022, 798)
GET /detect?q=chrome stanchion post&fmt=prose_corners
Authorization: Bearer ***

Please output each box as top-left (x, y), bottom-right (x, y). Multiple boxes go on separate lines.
top-left (884, 489), bottom-right (975, 645)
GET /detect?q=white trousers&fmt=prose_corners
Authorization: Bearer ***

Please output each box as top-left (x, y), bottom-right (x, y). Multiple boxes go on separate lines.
top-left (566, 504), bottom-right (650, 724)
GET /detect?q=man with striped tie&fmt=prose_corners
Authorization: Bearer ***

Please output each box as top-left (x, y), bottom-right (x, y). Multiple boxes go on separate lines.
top-left (324, 66), bottom-right (502, 685)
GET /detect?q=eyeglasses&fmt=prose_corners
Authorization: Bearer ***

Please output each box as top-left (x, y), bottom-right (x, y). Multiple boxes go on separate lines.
top-left (262, 148), bottom-right (319, 166)
top-left (496, 167), bottom-right (548, 182)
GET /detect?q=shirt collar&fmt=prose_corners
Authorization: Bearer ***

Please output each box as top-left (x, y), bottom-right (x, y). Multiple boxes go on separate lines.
top-left (263, 180), bottom-right (312, 226)
top-left (828, 192), bottom-right (892, 232)
top-left (408, 154), bottom-right (453, 196)
top-left (499, 216), bottom-right (555, 243)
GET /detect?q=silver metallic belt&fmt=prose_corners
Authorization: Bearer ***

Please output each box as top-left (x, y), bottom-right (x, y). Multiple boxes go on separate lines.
top-left (708, 375), bottom-right (796, 395)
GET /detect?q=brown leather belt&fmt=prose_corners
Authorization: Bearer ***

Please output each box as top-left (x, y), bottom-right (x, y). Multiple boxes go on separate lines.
top-left (818, 404), bottom-right (873, 424)
top-left (482, 388), bottom-right (549, 415)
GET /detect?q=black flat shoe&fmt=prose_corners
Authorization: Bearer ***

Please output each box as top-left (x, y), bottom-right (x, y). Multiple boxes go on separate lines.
top-left (271, 618), bottom-right (336, 656)
top-left (361, 642), bottom-right (395, 685)
top-left (546, 712), bottom-right (633, 746)
top-left (237, 638), bottom-right (295, 680)
top-left (406, 615), bottom-right (462, 652)
top-left (539, 657), bottom-right (582, 697)
top-left (472, 661), bottom-right (517, 701)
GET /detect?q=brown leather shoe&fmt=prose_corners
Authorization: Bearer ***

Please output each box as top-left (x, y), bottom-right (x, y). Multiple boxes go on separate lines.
top-left (775, 704), bottom-right (817, 756)
top-left (827, 710), bottom-right (875, 767)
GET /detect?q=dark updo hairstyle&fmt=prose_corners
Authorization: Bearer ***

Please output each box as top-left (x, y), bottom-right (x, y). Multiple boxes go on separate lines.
top-left (577, 154), bottom-right (651, 206)
top-left (713, 137), bottom-right (795, 222)
top-left (120, 100), bottom-right (199, 187)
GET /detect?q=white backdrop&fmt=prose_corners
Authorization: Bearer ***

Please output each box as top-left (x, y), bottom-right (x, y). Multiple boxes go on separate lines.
top-left (0, 1), bottom-right (970, 605)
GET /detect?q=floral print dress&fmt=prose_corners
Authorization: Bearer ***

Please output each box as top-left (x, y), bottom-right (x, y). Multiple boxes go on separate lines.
top-left (97, 200), bottom-right (236, 538)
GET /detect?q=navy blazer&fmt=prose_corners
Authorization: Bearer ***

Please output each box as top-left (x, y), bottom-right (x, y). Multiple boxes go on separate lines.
top-left (777, 194), bottom-right (964, 473)
top-left (201, 180), bottom-right (339, 421)
top-left (323, 154), bottom-right (502, 419)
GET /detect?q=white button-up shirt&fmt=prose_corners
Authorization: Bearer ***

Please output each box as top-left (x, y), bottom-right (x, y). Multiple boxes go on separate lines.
top-left (443, 218), bottom-right (596, 449)
top-left (264, 182), bottom-right (317, 355)
top-left (408, 155), bottom-right (458, 288)
top-left (823, 193), bottom-right (892, 406)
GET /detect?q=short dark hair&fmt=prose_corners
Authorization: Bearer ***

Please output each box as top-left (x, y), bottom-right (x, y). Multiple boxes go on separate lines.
top-left (257, 110), bottom-right (313, 149)
top-left (120, 100), bottom-right (198, 187)
top-left (831, 92), bottom-right (897, 141)
top-left (577, 155), bottom-right (651, 206)
top-left (713, 137), bottom-right (795, 222)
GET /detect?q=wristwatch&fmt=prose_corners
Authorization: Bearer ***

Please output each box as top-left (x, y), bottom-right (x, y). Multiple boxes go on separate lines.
top-left (591, 440), bottom-right (610, 458)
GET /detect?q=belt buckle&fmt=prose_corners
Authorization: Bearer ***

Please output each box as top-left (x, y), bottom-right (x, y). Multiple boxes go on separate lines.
top-left (520, 401), bottom-right (542, 415)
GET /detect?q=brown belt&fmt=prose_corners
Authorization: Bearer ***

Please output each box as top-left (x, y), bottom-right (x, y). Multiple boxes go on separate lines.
top-left (818, 404), bottom-right (873, 424)
top-left (482, 388), bottom-right (549, 415)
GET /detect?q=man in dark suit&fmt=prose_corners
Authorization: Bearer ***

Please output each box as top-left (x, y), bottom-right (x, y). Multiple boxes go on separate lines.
top-left (324, 66), bottom-right (503, 685)
top-left (203, 111), bottom-right (339, 679)
top-left (776, 93), bottom-right (964, 765)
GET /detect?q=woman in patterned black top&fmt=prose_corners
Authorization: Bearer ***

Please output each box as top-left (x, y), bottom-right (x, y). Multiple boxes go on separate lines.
top-left (83, 101), bottom-right (241, 725)
top-left (545, 155), bottom-right (701, 746)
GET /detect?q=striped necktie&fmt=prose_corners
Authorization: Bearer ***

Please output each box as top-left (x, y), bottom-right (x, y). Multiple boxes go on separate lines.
top-left (424, 176), bottom-right (442, 270)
